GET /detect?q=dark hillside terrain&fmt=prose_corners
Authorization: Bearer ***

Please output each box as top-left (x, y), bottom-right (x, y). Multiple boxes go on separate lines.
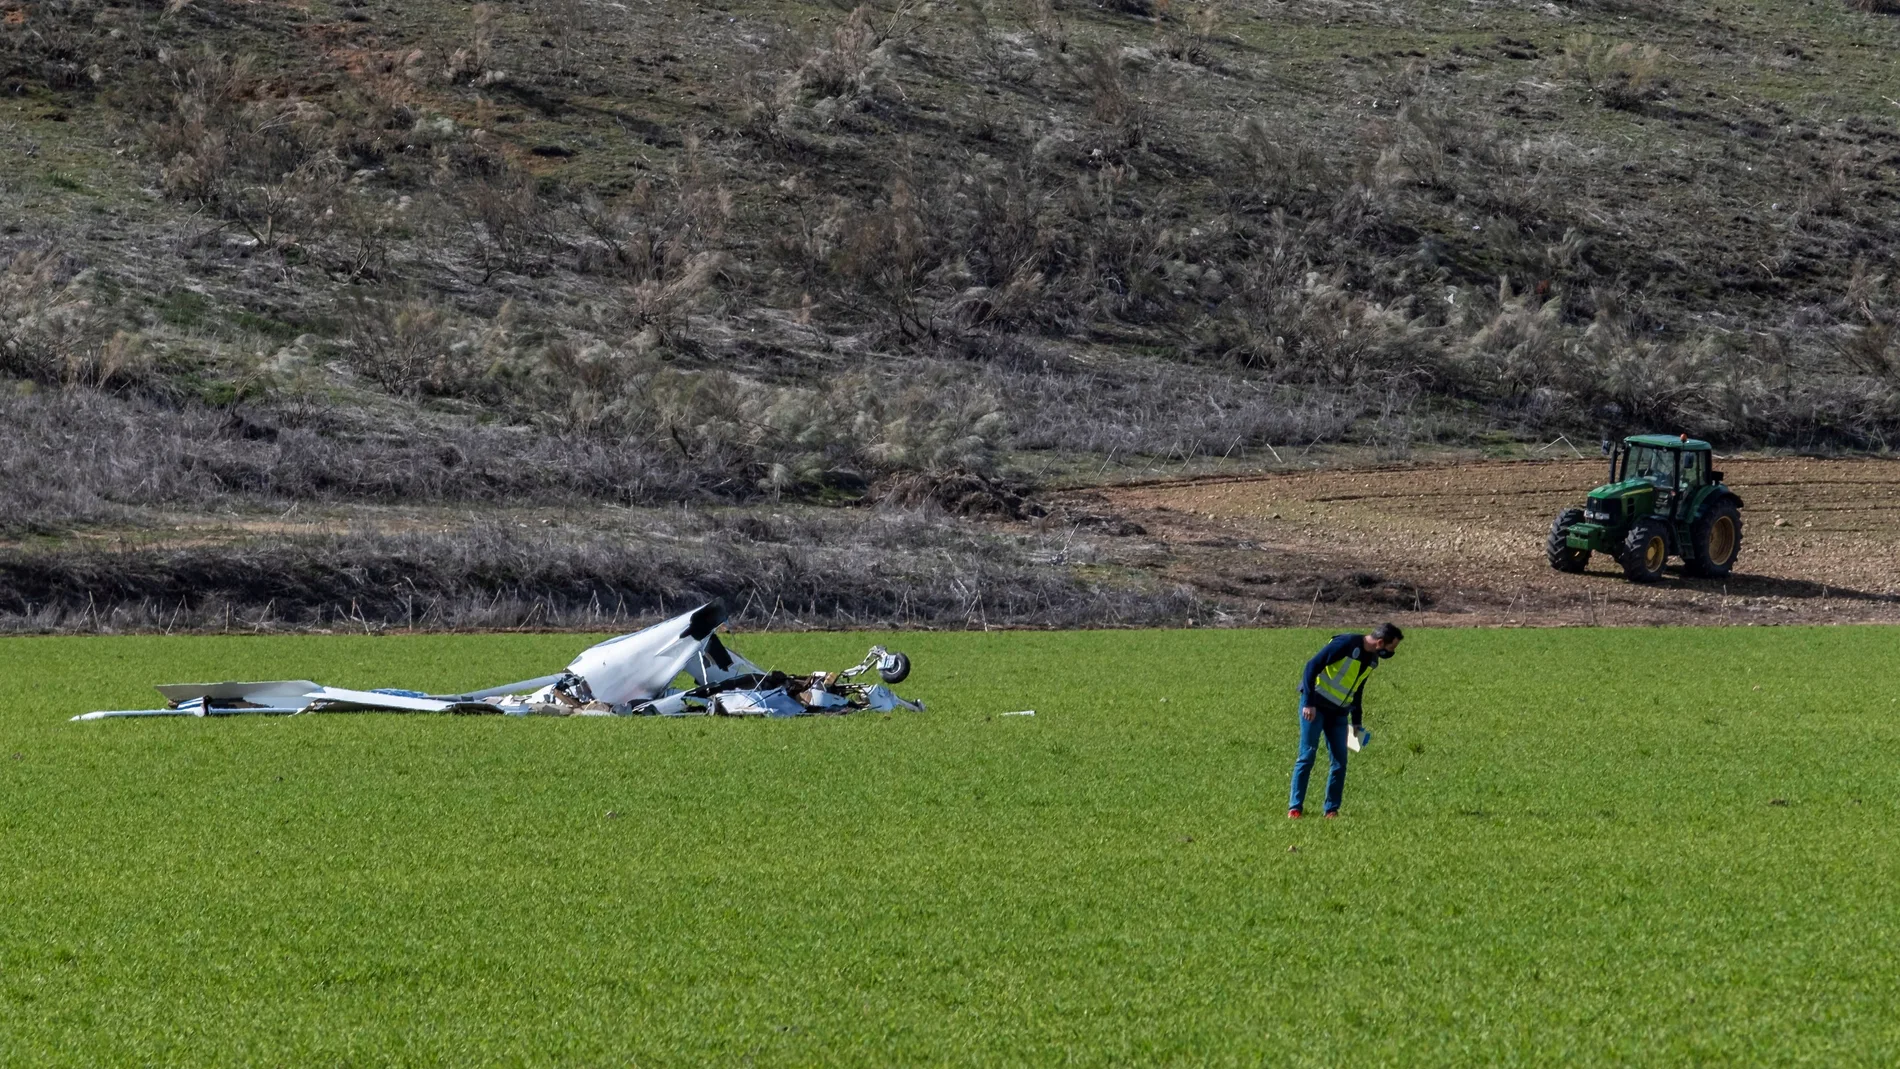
top-left (3, 0), bottom-right (1899, 630)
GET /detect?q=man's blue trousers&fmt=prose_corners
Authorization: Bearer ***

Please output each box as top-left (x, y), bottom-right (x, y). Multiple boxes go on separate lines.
top-left (1288, 704), bottom-right (1349, 813)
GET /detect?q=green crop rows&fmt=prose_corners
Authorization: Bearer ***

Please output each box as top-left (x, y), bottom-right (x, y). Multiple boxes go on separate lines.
top-left (1, 627), bottom-right (1895, 1065)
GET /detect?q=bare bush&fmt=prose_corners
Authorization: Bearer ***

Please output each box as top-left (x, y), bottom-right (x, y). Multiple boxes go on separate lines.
top-left (1833, 260), bottom-right (1900, 379)
top-left (1443, 277), bottom-right (1567, 401)
top-left (633, 364), bottom-right (1008, 492)
top-left (1156, 0), bottom-right (1223, 64)
top-left (444, 3), bottom-right (505, 85)
top-left (801, 5), bottom-right (886, 99)
top-left (1076, 44), bottom-right (1144, 148)
top-left (453, 167), bottom-right (564, 279)
top-left (0, 0), bottom-right (156, 92)
top-left (568, 142), bottom-right (732, 342)
top-left (836, 166), bottom-right (945, 341)
top-left (147, 49), bottom-right (344, 256)
top-left (0, 387), bottom-right (730, 531)
top-left (0, 247), bottom-right (157, 393)
top-left (1025, 0), bottom-right (1067, 48)
top-left (1558, 34), bottom-right (1666, 110)
top-left (1231, 116), bottom-right (1335, 210)
top-left (343, 296), bottom-right (517, 400)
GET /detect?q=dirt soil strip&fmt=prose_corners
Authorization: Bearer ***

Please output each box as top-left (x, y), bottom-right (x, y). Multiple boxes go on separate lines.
top-left (1059, 457), bottom-right (1900, 627)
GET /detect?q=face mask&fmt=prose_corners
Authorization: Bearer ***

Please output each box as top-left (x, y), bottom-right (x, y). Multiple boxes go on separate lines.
top-left (1376, 648), bottom-right (1395, 660)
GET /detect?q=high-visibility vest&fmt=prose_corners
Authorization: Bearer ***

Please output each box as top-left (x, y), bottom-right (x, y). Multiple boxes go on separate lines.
top-left (1313, 653), bottom-right (1370, 708)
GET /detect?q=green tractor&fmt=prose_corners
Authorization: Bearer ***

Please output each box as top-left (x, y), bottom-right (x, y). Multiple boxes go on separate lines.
top-left (1547, 434), bottom-right (1744, 582)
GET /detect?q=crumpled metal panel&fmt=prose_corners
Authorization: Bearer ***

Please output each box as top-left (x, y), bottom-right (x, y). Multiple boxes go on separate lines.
top-left (862, 685), bottom-right (925, 713)
top-left (711, 688), bottom-right (807, 718)
top-left (565, 602), bottom-right (726, 705)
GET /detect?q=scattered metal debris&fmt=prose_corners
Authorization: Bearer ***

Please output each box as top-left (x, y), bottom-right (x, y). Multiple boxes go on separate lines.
top-left (73, 602), bottom-right (923, 721)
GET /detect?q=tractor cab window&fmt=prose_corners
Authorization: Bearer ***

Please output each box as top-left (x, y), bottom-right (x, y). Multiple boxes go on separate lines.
top-left (1679, 451), bottom-right (1705, 489)
top-left (1624, 445), bottom-right (1677, 487)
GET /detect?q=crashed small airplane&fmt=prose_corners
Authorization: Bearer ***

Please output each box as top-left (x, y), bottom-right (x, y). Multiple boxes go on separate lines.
top-left (73, 602), bottom-right (923, 721)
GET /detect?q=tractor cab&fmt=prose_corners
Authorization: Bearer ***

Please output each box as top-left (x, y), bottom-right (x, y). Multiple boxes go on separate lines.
top-left (1548, 434), bottom-right (1744, 582)
top-left (1596, 435), bottom-right (1716, 522)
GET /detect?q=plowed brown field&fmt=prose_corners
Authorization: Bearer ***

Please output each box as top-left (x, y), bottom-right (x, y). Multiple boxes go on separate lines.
top-left (1061, 457), bottom-right (1900, 627)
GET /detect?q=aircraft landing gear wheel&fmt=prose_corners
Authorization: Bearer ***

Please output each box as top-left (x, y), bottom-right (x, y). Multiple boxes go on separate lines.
top-left (878, 652), bottom-right (911, 684)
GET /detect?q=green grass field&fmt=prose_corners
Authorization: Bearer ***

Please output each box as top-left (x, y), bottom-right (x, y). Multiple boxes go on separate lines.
top-left (3, 627), bottom-right (1896, 1065)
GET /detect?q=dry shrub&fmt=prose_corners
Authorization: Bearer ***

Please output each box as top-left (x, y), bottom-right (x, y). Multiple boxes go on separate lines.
top-left (1025, 0), bottom-right (1066, 48)
top-left (1076, 44), bottom-right (1144, 148)
top-left (0, 0), bottom-right (153, 91)
top-left (1068, 164), bottom-right (1176, 323)
top-left (0, 247), bottom-right (155, 392)
top-left (1559, 34), bottom-right (1666, 110)
top-left (964, 0), bottom-right (1038, 85)
top-left (1197, 203), bottom-right (1430, 383)
top-left (877, 468), bottom-right (1042, 518)
top-left (1835, 260), bottom-right (1900, 379)
top-left (944, 152), bottom-right (1063, 330)
top-left (977, 348), bottom-right (1364, 457)
top-left (329, 74), bottom-right (424, 172)
top-left (1231, 116), bottom-right (1334, 209)
top-left (801, 5), bottom-right (886, 99)
top-left (569, 140), bottom-right (732, 341)
top-left (1443, 277), bottom-right (1567, 400)
top-left (536, 0), bottom-right (591, 79)
top-left (1369, 98), bottom-right (1503, 191)
top-left (1568, 299), bottom-right (1711, 425)
top-left (821, 146), bottom-right (1187, 339)
top-left (0, 508), bottom-right (1210, 633)
top-left (445, 3), bottom-right (506, 86)
top-left (1156, 0), bottom-right (1222, 64)
top-left (453, 168), bottom-right (563, 279)
top-left (344, 296), bottom-right (516, 400)
top-left (837, 166), bottom-right (944, 341)
top-left (148, 49), bottom-right (343, 253)
top-left (639, 367), bottom-right (1007, 493)
top-left (737, 2), bottom-right (910, 143)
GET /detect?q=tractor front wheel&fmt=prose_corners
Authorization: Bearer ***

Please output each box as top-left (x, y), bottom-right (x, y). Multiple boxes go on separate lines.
top-left (1546, 508), bottom-right (1591, 573)
top-left (1618, 518), bottom-right (1670, 582)
top-left (1687, 501), bottom-right (1743, 578)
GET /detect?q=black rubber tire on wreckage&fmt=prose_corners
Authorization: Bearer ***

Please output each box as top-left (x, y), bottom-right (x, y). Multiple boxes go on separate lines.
top-left (879, 652), bottom-right (911, 684)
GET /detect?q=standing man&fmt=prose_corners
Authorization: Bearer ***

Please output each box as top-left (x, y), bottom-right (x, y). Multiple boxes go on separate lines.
top-left (1289, 622), bottom-right (1403, 819)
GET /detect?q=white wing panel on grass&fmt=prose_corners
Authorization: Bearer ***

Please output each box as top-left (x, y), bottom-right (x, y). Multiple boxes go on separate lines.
top-left (301, 687), bottom-right (493, 714)
top-left (153, 681), bottom-right (322, 704)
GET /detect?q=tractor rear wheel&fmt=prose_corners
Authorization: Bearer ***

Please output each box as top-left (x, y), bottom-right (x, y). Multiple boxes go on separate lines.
top-left (1618, 518), bottom-right (1670, 582)
top-left (1546, 508), bottom-right (1591, 573)
top-left (1687, 501), bottom-right (1743, 578)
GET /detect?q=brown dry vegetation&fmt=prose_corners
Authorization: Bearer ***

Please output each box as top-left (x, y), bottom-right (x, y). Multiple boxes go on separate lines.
top-left (4, 0), bottom-right (1900, 629)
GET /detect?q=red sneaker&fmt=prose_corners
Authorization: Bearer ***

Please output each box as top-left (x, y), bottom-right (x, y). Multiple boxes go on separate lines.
top-left (1324, 810), bottom-right (1340, 819)
top-left (1287, 808), bottom-right (1303, 819)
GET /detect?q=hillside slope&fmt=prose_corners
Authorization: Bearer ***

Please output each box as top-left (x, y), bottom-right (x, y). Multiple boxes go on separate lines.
top-left (3, 0), bottom-right (1899, 629)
